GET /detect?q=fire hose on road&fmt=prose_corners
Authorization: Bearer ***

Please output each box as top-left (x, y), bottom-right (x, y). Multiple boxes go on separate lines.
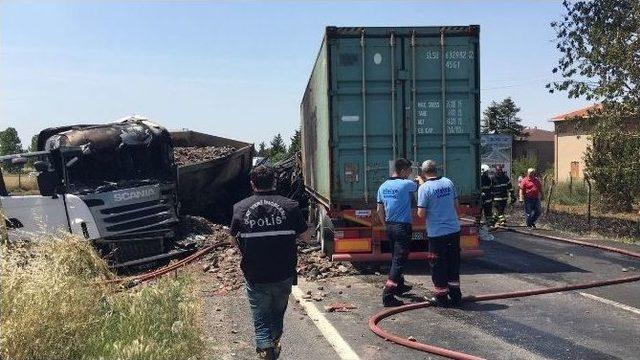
top-left (104, 243), bottom-right (222, 287)
top-left (369, 227), bottom-right (640, 360)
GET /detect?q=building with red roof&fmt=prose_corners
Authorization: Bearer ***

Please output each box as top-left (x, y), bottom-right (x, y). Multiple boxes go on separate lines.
top-left (551, 104), bottom-right (600, 181)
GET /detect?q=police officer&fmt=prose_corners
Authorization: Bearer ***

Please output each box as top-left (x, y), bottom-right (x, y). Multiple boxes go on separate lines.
top-left (480, 164), bottom-right (494, 226)
top-left (376, 158), bottom-right (419, 307)
top-left (230, 165), bottom-right (308, 360)
top-left (491, 164), bottom-right (516, 226)
top-left (417, 160), bottom-right (462, 307)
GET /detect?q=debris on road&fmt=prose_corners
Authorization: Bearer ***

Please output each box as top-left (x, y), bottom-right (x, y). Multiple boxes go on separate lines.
top-left (173, 145), bottom-right (236, 166)
top-left (323, 302), bottom-right (357, 313)
top-left (183, 216), bottom-right (359, 291)
top-left (297, 243), bottom-right (359, 281)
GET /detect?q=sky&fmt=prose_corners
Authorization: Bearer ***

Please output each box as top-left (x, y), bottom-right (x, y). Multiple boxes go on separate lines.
top-left (1, 0), bottom-right (591, 148)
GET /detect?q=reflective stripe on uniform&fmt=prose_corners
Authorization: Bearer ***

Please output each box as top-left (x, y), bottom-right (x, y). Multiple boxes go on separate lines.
top-left (239, 230), bottom-right (296, 238)
top-left (494, 183), bottom-right (509, 187)
top-left (493, 197), bottom-right (508, 201)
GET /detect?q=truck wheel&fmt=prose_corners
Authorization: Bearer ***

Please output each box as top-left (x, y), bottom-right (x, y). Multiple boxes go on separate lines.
top-left (318, 215), bottom-right (334, 258)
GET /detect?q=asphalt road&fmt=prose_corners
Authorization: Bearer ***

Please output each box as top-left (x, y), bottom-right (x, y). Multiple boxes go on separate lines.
top-left (203, 230), bottom-right (640, 360)
top-left (295, 231), bottom-right (640, 360)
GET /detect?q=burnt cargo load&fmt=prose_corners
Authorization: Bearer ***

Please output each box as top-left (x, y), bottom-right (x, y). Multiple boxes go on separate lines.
top-left (170, 130), bottom-right (253, 223)
top-left (38, 118), bottom-right (180, 265)
top-left (301, 26), bottom-right (483, 261)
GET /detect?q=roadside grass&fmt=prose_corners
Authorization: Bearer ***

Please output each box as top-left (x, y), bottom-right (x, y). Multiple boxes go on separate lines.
top-left (2, 172), bottom-right (39, 194)
top-left (0, 234), bottom-right (205, 360)
top-left (550, 181), bottom-right (639, 220)
top-left (552, 181), bottom-right (590, 206)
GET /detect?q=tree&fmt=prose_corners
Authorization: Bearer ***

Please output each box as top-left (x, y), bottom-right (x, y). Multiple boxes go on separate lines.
top-left (0, 127), bottom-right (23, 156)
top-left (550, 0), bottom-right (640, 211)
top-left (288, 128), bottom-right (301, 156)
top-left (269, 133), bottom-right (287, 162)
top-left (584, 113), bottom-right (640, 212)
top-left (29, 134), bottom-right (39, 152)
top-left (548, 0), bottom-right (640, 106)
top-left (257, 142), bottom-right (268, 157)
top-left (0, 127), bottom-right (24, 173)
top-left (481, 97), bottom-right (526, 136)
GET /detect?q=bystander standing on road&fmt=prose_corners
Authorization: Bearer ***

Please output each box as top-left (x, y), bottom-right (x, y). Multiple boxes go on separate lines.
top-left (519, 168), bottom-right (543, 228)
top-left (376, 158), bottom-right (420, 307)
top-left (230, 165), bottom-right (308, 360)
top-left (417, 160), bottom-right (462, 308)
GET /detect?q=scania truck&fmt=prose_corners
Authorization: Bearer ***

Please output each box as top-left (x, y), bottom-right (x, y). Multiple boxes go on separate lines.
top-left (0, 117), bottom-right (182, 266)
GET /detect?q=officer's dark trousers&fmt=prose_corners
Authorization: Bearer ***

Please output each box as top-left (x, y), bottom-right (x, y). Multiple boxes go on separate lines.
top-left (386, 222), bottom-right (412, 285)
top-left (428, 231), bottom-right (461, 293)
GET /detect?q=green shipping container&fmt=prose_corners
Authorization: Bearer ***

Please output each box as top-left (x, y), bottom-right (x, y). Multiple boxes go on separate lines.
top-left (301, 26), bottom-right (480, 209)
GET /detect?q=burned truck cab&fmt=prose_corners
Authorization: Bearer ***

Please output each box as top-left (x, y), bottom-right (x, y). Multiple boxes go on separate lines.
top-left (32, 117), bottom-right (179, 266)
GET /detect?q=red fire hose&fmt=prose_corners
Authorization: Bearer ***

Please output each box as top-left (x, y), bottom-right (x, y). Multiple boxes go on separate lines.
top-left (105, 244), bottom-right (219, 286)
top-left (369, 228), bottom-right (640, 360)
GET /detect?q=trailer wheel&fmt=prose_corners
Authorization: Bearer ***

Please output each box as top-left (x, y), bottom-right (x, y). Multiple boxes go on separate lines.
top-left (317, 215), bottom-right (334, 258)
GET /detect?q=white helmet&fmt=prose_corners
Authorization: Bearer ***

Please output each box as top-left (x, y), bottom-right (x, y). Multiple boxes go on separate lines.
top-left (481, 164), bottom-right (490, 173)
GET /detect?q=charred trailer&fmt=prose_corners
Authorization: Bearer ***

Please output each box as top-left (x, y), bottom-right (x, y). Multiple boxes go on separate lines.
top-left (170, 130), bottom-right (254, 224)
top-left (1, 117), bottom-right (182, 267)
top-left (301, 26), bottom-right (483, 261)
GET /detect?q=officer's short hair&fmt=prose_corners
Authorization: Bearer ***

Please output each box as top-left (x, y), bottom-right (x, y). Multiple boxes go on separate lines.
top-left (250, 165), bottom-right (275, 190)
top-left (421, 159), bottom-right (437, 174)
top-left (394, 158), bottom-right (412, 173)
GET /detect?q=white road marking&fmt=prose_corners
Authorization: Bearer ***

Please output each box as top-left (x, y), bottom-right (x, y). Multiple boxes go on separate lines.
top-left (291, 286), bottom-right (361, 360)
top-left (579, 292), bottom-right (640, 315)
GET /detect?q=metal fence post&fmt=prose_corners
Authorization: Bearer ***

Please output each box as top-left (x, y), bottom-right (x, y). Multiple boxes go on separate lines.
top-left (586, 176), bottom-right (592, 230)
top-left (545, 179), bottom-right (555, 216)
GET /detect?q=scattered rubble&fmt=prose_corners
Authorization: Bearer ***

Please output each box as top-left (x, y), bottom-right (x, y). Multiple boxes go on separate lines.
top-left (183, 215), bottom-right (359, 291)
top-left (173, 146), bottom-right (236, 167)
top-left (323, 302), bottom-right (357, 313)
top-left (296, 241), bottom-right (359, 281)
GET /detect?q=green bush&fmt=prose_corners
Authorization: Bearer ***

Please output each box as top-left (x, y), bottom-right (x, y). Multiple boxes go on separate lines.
top-left (584, 108), bottom-right (640, 212)
top-left (0, 235), bottom-right (205, 360)
top-left (512, 156), bottom-right (538, 180)
top-left (553, 180), bottom-right (590, 206)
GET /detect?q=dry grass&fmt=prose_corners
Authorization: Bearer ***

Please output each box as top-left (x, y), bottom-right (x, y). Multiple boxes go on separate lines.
top-left (3, 173), bottom-right (39, 194)
top-left (551, 203), bottom-right (640, 221)
top-left (0, 234), bottom-right (205, 360)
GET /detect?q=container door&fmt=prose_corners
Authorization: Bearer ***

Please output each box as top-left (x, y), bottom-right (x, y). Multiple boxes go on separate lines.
top-left (406, 30), bottom-right (480, 200)
top-left (330, 32), bottom-right (404, 205)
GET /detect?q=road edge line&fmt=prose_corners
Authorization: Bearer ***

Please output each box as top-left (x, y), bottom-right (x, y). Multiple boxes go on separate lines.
top-left (291, 286), bottom-right (361, 360)
top-left (578, 292), bottom-right (640, 315)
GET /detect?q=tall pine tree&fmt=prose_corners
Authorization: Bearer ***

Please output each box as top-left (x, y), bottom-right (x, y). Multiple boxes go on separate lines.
top-left (481, 97), bottom-right (526, 137)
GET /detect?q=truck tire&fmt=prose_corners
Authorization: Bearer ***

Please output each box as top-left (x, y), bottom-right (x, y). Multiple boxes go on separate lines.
top-left (318, 214), bottom-right (334, 258)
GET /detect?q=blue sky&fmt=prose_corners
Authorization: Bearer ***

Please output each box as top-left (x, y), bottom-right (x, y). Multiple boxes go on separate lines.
top-left (1, 0), bottom-right (590, 147)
